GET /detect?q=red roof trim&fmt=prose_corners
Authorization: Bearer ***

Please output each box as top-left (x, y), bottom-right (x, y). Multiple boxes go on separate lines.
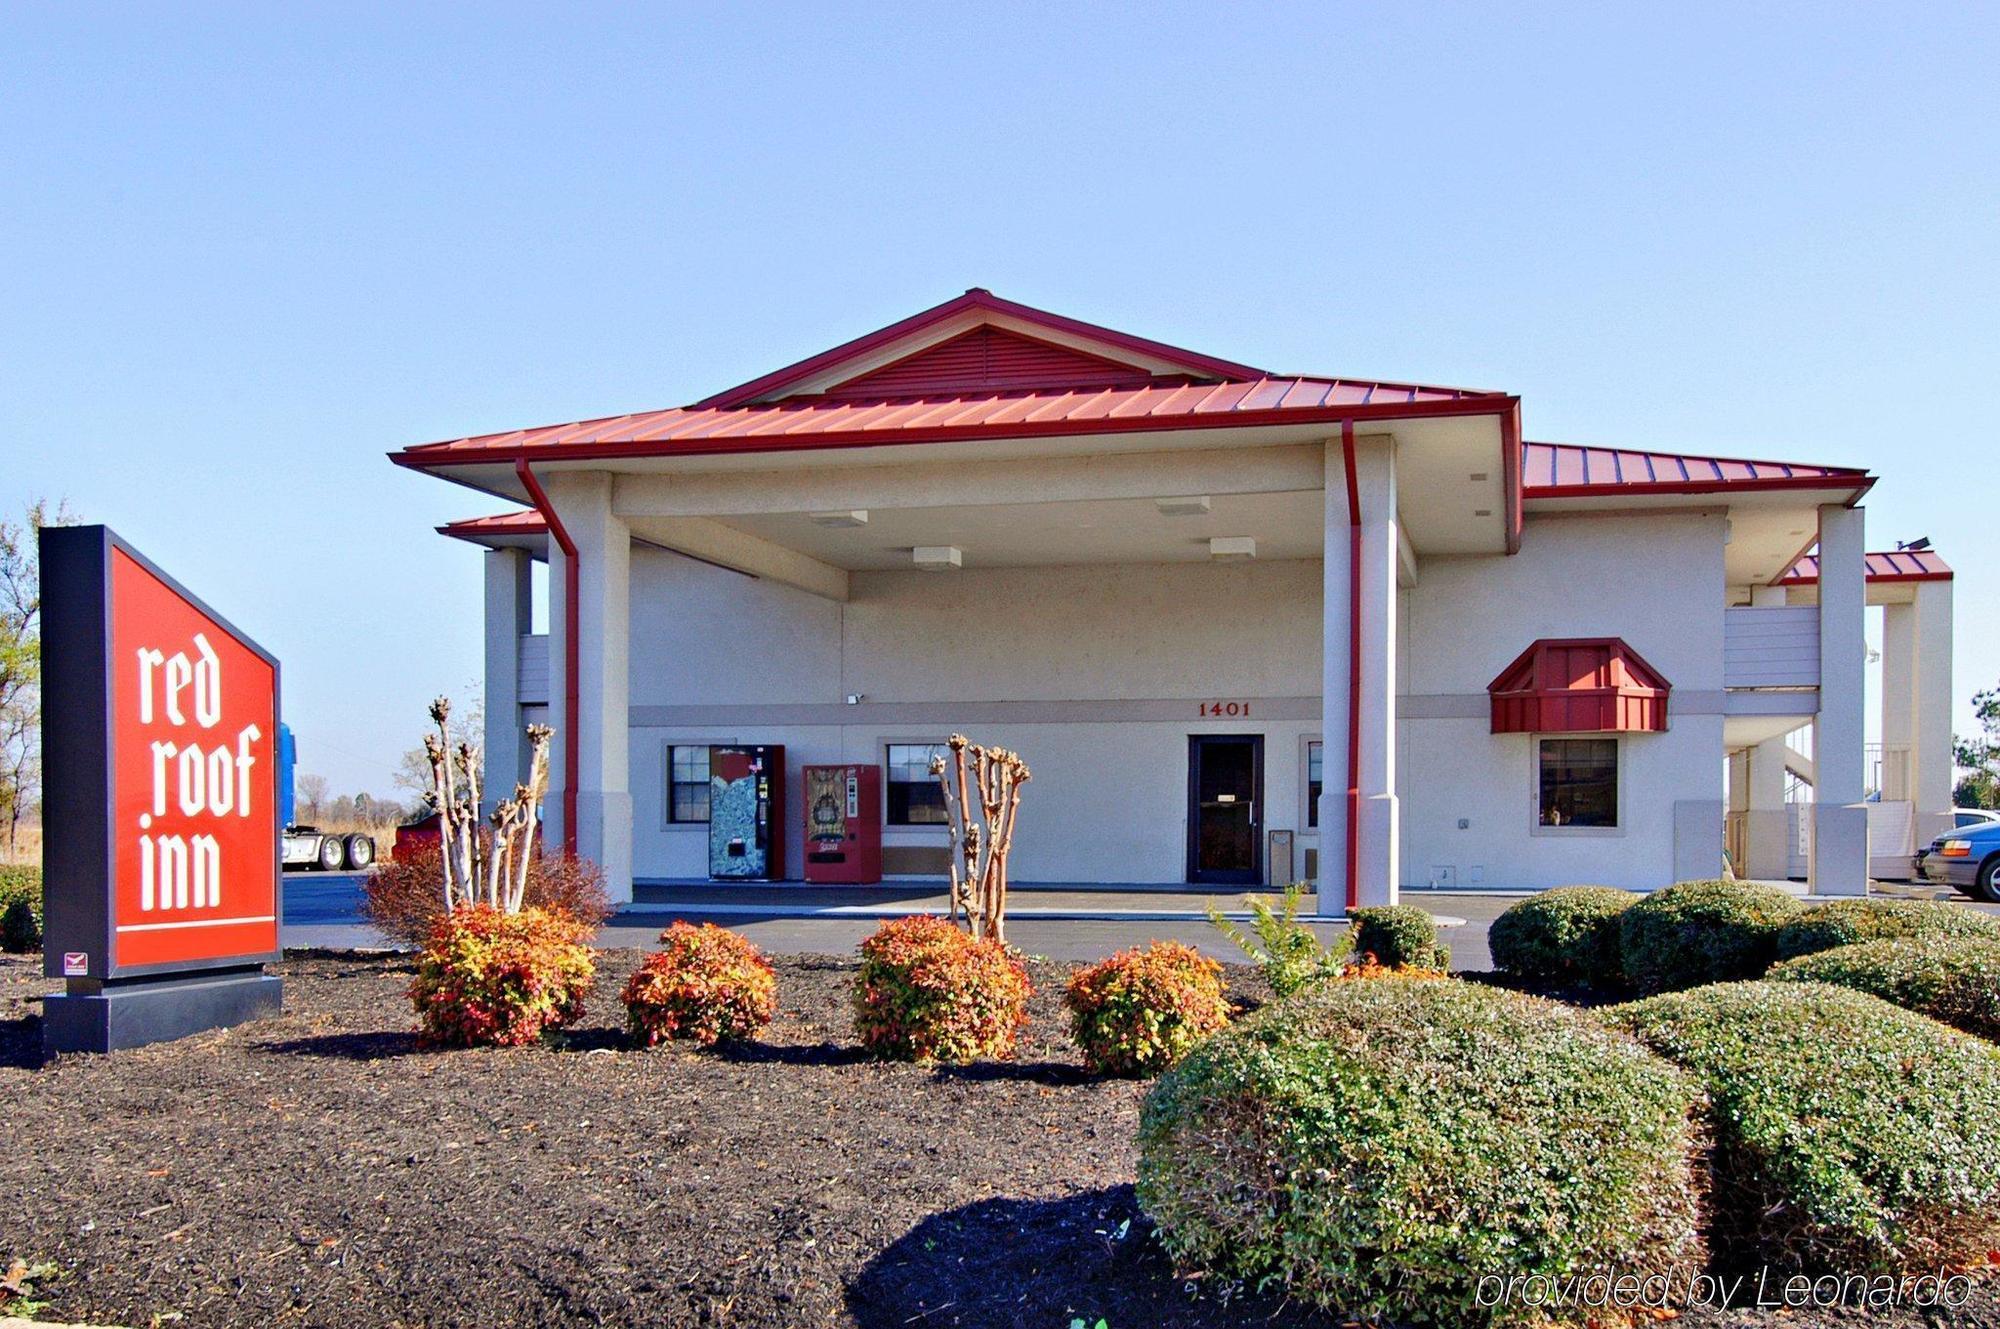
top-left (1488, 637), bottom-right (1671, 735)
top-left (1776, 549), bottom-right (1953, 585)
top-left (691, 289), bottom-right (1270, 408)
top-left (1520, 440), bottom-right (1871, 499)
top-left (391, 391), bottom-right (1517, 471)
top-left (438, 511), bottom-right (547, 539)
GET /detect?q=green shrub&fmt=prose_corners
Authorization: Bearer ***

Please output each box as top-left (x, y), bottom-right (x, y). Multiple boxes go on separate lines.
top-left (1769, 938), bottom-right (2000, 1041)
top-left (852, 915), bottom-right (1031, 1064)
top-left (0, 865), bottom-right (41, 953)
top-left (1347, 904), bottom-right (1449, 970)
top-left (1488, 886), bottom-right (1634, 988)
top-left (1605, 980), bottom-right (2000, 1271)
top-left (0, 897), bottom-right (38, 954)
top-left (1206, 882), bottom-right (1348, 997)
top-left (623, 922), bottom-right (777, 1047)
top-left (1772, 897), bottom-right (2000, 962)
top-left (409, 905), bottom-right (597, 1047)
top-left (1064, 940), bottom-right (1231, 1077)
top-left (1139, 976), bottom-right (1705, 1325)
top-left (1618, 878), bottom-right (1801, 994)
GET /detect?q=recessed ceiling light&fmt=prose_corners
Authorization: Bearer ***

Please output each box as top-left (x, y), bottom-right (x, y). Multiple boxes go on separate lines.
top-left (1156, 496), bottom-right (1212, 516)
top-left (810, 510), bottom-right (869, 528)
top-left (912, 545), bottom-right (962, 571)
top-left (1209, 536), bottom-right (1256, 562)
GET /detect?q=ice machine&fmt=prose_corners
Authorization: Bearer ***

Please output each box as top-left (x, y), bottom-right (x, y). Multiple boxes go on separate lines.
top-left (708, 745), bottom-right (785, 880)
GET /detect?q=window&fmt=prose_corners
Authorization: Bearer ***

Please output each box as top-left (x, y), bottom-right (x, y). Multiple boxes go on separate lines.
top-left (668, 745), bottom-right (711, 823)
top-left (886, 743), bottom-right (948, 825)
top-left (1306, 741), bottom-right (1323, 828)
top-left (1538, 738), bottom-right (1617, 828)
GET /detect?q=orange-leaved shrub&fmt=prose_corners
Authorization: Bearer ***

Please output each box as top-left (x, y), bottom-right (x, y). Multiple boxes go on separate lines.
top-left (363, 842), bottom-right (612, 946)
top-left (852, 915), bottom-right (1031, 1064)
top-left (409, 904), bottom-right (596, 1047)
top-left (1064, 940), bottom-right (1231, 1077)
top-left (1338, 953), bottom-right (1452, 982)
top-left (623, 922), bottom-right (778, 1047)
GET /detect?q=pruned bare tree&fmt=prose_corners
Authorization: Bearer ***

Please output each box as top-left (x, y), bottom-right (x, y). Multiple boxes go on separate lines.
top-left (423, 696), bottom-right (554, 914)
top-left (931, 733), bottom-right (1030, 944)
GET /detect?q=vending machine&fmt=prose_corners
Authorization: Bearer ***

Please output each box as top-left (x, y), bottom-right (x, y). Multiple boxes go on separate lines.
top-left (708, 745), bottom-right (785, 880)
top-left (802, 764), bottom-right (883, 884)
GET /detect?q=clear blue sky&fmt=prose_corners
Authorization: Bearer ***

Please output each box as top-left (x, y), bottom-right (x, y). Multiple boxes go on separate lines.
top-left (5, 3), bottom-right (1995, 797)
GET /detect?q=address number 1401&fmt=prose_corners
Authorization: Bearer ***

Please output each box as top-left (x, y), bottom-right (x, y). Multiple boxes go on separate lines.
top-left (1199, 701), bottom-right (1250, 718)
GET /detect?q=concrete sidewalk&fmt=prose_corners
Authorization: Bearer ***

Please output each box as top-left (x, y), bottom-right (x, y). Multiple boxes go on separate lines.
top-left (281, 878), bottom-right (1509, 969)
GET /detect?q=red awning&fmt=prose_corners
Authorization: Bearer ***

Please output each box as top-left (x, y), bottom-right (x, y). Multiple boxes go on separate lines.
top-left (1488, 638), bottom-right (1671, 734)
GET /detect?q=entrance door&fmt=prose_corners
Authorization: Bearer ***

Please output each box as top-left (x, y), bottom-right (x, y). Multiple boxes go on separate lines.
top-left (1188, 735), bottom-right (1263, 885)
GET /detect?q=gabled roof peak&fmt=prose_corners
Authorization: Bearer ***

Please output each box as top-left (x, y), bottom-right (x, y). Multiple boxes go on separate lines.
top-left (692, 288), bottom-right (1270, 409)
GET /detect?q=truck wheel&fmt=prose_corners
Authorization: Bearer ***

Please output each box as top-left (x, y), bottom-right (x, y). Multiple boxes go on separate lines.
top-left (317, 836), bottom-right (346, 871)
top-left (343, 835), bottom-right (375, 870)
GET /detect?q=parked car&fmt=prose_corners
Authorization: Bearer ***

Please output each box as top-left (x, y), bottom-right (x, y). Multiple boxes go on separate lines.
top-left (1913, 808), bottom-right (2000, 881)
top-left (1919, 818), bottom-right (2000, 903)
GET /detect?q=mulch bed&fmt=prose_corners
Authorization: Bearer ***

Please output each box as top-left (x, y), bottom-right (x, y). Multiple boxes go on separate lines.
top-left (1, 949), bottom-right (1995, 1329)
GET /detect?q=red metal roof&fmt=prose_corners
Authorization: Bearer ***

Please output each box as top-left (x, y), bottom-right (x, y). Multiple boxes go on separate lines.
top-left (395, 375), bottom-right (1509, 469)
top-left (823, 325), bottom-right (1167, 399)
top-left (692, 288), bottom-right (1271, 407)
top-left (1777, 549), bottom-right (1953, 585)
top-left (439, 511), bottom-right (546, 540)
top-left (1488, 638), bottom-right (1671, 734)
top-left (1521, 441), bottom-right (1870, 497)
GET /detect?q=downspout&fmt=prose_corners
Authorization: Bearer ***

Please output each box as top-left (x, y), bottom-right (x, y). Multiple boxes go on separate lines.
top-left (515, 460), bottom-right (580, 856)
top-left (1340, 420), bottom-right (1363, 911)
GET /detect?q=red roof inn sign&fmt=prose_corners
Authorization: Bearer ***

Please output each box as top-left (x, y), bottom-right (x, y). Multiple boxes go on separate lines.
top-left (40, 526), bottom-right (283, 1053)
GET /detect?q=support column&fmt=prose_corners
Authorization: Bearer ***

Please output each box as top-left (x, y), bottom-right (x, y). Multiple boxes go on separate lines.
top-left (1910, 580), bottom-right (1955, 848)
top-left (1319, 431), bottom-right (1398, 913)
top-left (1744, 734), bottom-right (1794, 880)
top-left (1810, 504), bottom-right (1869, 895)
top-left (481, 547), bottom-right (533, 813)
top-left (547, 473), bottom-right (633, 903)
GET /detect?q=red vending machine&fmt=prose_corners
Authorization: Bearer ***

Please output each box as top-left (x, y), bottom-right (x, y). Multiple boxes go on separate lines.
top-left (802, 764), bottom-right (882, 884)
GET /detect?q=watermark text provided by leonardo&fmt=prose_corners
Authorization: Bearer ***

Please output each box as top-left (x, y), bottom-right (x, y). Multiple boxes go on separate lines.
top-left (1474, 1267), bottom-right (1975, 1314)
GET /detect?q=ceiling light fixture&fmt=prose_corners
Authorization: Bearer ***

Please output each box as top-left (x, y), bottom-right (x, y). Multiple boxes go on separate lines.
top-left (1209, 536), bottom-right (1256, 562)
top-left (810, 510), bottom-right (869, 527)
top-left (1156, 496), bottom-right (1212, 516)
top-left (912, 545), bottom-right (962, 571)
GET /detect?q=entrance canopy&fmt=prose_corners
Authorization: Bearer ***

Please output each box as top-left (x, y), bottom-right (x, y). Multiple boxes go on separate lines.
top-left (407, 289), bottom-right (1873, 597)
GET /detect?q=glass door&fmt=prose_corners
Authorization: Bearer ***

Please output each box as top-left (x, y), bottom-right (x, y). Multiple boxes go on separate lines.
top-left (1187, 735), bottom-right (1263, 884)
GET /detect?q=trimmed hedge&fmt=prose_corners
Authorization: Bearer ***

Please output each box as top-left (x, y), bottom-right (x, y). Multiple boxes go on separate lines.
top-left (623, 922), bottom-right (777, 1047)
top-left (852, 916), bottom-right (1031, 1064)
top-left (1346, 904), bottom-right (1449, 971)
top-left (1064, 940), bottom-right (1231, 1077)
top-left (409, 905), bottom-right (597, 1047)
top-left (0, 865), bottom-right (40, 954)
top-left (1138, 976), bottom-right (1705, 1325)
top-left (1769, 938), bottom-right (2000, 1042)
top-left (1772, 898), bottom-right (2000, 963)
top-left (1488, 886), bottom-right (1634, 988)
top-left (1619, 879), bottom-right (1802, 994)
top-left (1605, 980), bottom-right (2000, 1271)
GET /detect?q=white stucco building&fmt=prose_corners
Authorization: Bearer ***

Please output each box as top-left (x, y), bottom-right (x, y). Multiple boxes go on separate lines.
top-left (393, 290), bottom-right (1954, 909)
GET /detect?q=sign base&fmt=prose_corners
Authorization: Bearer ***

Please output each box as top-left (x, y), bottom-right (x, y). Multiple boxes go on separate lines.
top-left (43, 967), bottom-right (283, 1054)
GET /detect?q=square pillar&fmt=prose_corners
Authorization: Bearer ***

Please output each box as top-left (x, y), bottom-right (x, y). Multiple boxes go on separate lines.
top-left (1909, 580), bottom-right (1955, 847)
top-left (481, 547), bottom-right (533, 813)
top-left (1810, 504), bottom-right (1869, 895)
top-left (546, 472), bottom-right (634, 903)
top-left (1744, 734), bottom-right (1794, 880)
top-left (1319, 433), bottom-right (1398, 914)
